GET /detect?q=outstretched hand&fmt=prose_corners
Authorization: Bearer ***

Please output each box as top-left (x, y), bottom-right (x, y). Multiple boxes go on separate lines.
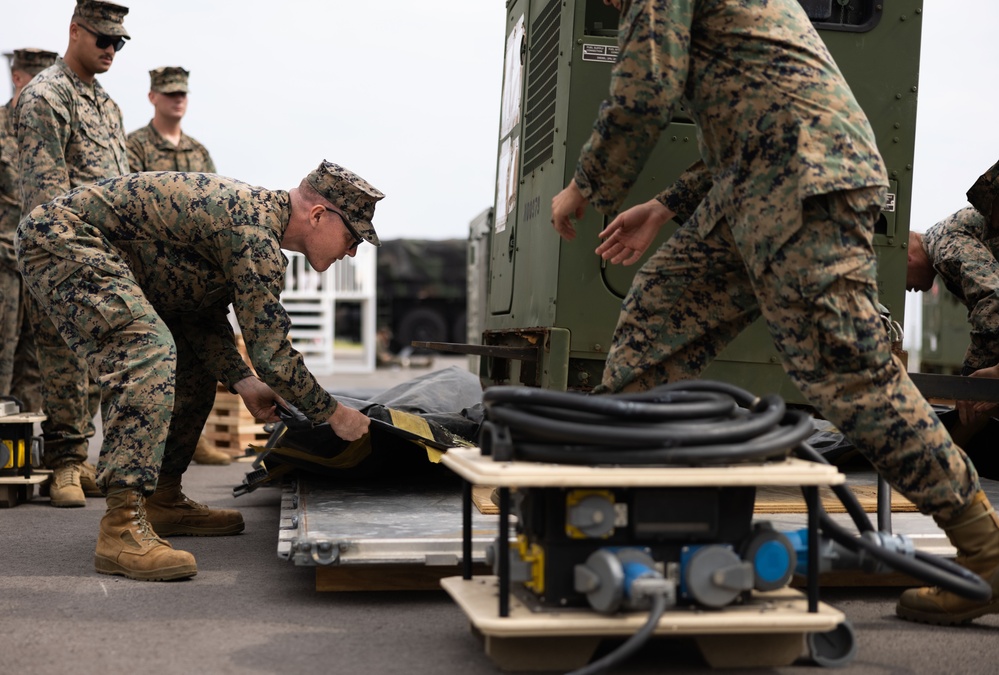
top-left (551, 181), bottom-right (589, 241)
top-left (595, 198), bottom-right (674, 266)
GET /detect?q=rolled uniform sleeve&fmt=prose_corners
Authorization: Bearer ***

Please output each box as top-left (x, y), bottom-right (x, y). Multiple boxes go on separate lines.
top-left (575, 1), bottom-right (694, 214)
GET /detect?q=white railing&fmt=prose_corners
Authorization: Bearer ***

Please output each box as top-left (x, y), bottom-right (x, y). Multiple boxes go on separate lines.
top-left (280, 247), bottom-right (377, 375)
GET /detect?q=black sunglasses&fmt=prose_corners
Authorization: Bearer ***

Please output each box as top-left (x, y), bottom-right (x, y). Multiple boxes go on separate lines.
top-left (78, 23), bottom-right (127, 52)
top-left (324, 207), bottom-right (363, 250)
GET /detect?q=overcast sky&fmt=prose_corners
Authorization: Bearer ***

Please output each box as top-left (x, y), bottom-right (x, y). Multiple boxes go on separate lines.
top-left (4, 1), bottom-right (996, 356)
top-left (2, 0), bottom-right (508, 242)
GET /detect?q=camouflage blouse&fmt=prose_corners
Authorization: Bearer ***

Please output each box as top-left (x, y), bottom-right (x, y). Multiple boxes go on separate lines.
top-left (126, 122), bottom-right (216, 173)
top-left (17, 171), bottom-right (339, 422)
top-left (575, 0), bottom-right (888, 275)
top-left (13, 58), bottom-right (129, 215)
top-left (0, 101), bottom-right (19, 270)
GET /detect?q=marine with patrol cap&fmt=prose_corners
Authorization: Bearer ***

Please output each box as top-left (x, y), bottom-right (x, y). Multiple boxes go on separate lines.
top-left (16, 161), bottom-right (385, 581)
top-left (127, 67), bottom-right (216, 173)
top-left (0, 48), bottom-right (58, 415)
top-left (13, 0), bottom-right (131, 507)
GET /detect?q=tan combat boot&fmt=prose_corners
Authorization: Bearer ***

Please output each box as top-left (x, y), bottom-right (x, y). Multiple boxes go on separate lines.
top-left (145, 474), bottom-right (244, 536)
top-left (50, 462), bottom-right (86, 508)
top-left (192, 435), bottom-right (232, 465)
top-left (94, 489), bottom-right (197, 581)
top-left (79, 461), bottom-right (103, 497)
top-left (896, 490), bottom-right (999, 624)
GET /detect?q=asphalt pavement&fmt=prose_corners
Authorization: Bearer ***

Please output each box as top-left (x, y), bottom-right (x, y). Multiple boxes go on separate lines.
top-left (2, 355), bottom-right (999, 675)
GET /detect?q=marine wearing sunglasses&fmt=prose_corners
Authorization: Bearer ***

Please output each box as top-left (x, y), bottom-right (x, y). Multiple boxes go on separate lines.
top-left (77, 23), bottom-right (127, 52)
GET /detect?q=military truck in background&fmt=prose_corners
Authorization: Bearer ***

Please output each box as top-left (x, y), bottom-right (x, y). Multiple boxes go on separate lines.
top-left (373, 239), bottom-right (469, 354)
top-left (920, 279), bottom-right (971, 375)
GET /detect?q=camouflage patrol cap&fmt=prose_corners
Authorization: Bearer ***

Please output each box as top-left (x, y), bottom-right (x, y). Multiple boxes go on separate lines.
top-left (11, 48), bottom-right (59, 76)
top-left (306, 161), bottom-right (385, 247)
top-left (73, 0), bottom-right (130, 39)
top-left (149, 66), bottom-right (189, 94)
top-left (967, 159), bottom-right (999, 223)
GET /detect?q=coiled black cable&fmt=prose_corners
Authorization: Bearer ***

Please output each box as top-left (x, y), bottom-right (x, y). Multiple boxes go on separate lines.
top-left (481, 381), bottom-right (813, 465)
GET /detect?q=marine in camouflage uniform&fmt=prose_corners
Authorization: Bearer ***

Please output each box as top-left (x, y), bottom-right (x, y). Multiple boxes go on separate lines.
top-left (16, 162), bottom-right (383, 580)
top-left (126, 67), bottom-right (216, 173)
top-left (0, 48), bottom-right (57, 413)
top-left (909, 160), bottom-right (999, 377)
top-left (552, 0), bottom-right (999, 624)
top-left (12, 1), bottom-right (130, 496)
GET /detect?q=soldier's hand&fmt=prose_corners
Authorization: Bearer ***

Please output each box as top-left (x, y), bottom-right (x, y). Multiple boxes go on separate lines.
top-left (957, 366), bottom-right (999, 425)
top-left (327, 403), bottom-right (371, 442)
top-left (551, 180), bottom-right (588, 241)
top-left (232, 376), bottom-right (282, 422)
top-left (596, 198), bottom-right (674, 265)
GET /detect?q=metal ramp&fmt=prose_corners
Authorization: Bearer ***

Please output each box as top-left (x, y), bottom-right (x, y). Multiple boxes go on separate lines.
top-left (277, 478), bottom-right (498, 590)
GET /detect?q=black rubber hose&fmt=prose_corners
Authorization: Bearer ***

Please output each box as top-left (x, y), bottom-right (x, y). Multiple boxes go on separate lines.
top-left (793, 441), bottom-right (874, 534)
top-left (565, 592), bottom-right (669, 675)
top-left (483, 385), bottom-right (739, 420)
top-left (794, 443), bottom-right (990, 599)
top-left (818, 511), bottom-right (991, 600)
top-left (482, 382), bottom-right (812, 465)
top-left (485, 399), bottom-right (797, 448)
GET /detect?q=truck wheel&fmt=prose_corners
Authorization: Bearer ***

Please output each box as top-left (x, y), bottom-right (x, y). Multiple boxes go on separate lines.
top-left (397, 308), bottom-right (448, 350)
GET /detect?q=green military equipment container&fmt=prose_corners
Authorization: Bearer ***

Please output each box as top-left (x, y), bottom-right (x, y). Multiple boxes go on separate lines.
top-left (478, 0), bottom-right (921, 398)
top-left (920, 279), bottom-right (971, 375)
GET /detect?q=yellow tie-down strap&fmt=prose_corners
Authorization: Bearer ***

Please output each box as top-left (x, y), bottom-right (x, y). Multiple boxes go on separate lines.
top-left (388, 408), bottom-right (445, 463)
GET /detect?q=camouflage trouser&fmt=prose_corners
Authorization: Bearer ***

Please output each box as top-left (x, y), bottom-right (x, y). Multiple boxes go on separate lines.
top-left (0, 265), bottom-right (41, 411)
top-left (24, 288), bottom-right (101, 468)
top-left (599, 188), bottom-right (979, 520)
top-left (18, 250), bottom-right (217, 495)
